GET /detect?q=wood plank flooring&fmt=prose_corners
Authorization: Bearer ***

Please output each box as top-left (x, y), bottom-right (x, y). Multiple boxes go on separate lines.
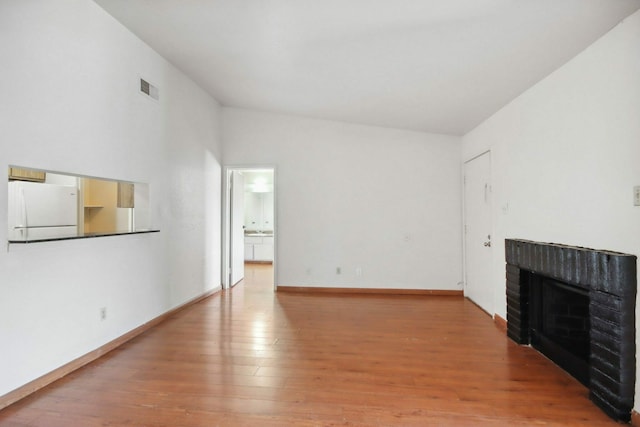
top-left (0, 264), bottom-right (620, 426)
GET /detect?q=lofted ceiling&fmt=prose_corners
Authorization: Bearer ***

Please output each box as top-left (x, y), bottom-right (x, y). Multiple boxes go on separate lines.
top-left (94, 0), bottom-right (640, 135)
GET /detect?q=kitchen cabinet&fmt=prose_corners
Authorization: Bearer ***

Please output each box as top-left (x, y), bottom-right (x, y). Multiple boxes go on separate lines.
top-left (244, 191), bottom-right (273, 231)
top-left (244, 235), bottom-right (274, 262)
top-left (9, 167), bottom-right (46, 182)
top-left (244, 243), bottom-right (254, 261)
top-left (83, 178), bottom-right (117, 233)
top-left (244, 192), bottom-right (260, 229)
top-left (117, 182), bottom-right (134, 208)
top-left (256, 236), bottom-right (274, 261)
top-left (262, 192), bottom-right (274, 230)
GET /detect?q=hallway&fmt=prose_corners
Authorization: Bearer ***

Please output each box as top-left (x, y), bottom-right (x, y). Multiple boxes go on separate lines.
top-left (0, 264), bottom-right (618, 426)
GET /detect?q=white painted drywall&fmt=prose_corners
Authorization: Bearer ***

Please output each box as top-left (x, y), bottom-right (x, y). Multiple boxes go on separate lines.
top-left (223, 108), bottom-right (462, 290)
top-left (0, 0), bottom-right (222, 397)
top-left (462, 9), bottom-right (640, 409)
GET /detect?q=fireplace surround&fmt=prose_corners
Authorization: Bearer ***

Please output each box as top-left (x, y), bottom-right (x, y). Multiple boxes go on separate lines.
top-left (505, 239), bottom-right (636, 422)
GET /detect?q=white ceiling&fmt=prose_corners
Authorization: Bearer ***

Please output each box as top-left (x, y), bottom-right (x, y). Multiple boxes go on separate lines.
top-left (242, 170), bottom-right (274, 186)
top-left (94, 0), bottom-right (640, 135)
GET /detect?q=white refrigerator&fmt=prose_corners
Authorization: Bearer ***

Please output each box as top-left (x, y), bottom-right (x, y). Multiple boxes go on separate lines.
top-left (8, 181), bottom-right (78, 241)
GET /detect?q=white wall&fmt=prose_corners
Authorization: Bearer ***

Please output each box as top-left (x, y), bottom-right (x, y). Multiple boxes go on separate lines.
top-left (462, 10), bottom-right (640, 407)
top-left (223, 108), bottom-right (462, 290)
top-left (0, 0), bottom-right (222, 397)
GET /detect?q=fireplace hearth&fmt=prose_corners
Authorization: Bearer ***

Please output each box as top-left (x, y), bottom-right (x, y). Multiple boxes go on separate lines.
top-left (505, 239), bottom-right (636, 422)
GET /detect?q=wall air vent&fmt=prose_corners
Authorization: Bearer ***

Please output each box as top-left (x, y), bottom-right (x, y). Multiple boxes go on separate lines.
top-left (140, 78), bottom-right (159, 101)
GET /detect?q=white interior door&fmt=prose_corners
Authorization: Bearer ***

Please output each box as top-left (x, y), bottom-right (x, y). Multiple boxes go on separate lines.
top-left (464, 151), bottom-right (493, 314)
top-left (230, 171), bottom-right (245, 286)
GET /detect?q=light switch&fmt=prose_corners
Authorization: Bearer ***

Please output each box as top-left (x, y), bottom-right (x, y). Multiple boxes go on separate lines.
top-left (634, 186), bottom-right (640, 206)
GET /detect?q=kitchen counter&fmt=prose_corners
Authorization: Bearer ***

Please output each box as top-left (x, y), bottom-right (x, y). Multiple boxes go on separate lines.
top-left (8, 229), bottom-right (160, 244)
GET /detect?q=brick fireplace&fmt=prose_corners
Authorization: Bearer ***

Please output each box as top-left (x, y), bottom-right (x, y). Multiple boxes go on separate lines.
top-left (505, 239), bottom-right (636, 422)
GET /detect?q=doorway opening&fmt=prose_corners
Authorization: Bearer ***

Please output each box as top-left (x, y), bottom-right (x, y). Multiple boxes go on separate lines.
top-left (223, 167), bottom-right (276, 291)
top-left (463, 151), bottom-right (493, 315)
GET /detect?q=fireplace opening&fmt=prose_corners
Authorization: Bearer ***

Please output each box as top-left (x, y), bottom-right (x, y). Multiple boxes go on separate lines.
top-left (528, 273), bottom-right (590, 386)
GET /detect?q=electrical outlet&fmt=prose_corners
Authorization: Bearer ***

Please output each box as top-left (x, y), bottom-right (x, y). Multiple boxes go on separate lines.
top-left (336, 267), bottom-right (341, 275)
top-left (634, 186), bottom-right (640, 206)
top-left (100, 307), bottom-right (107, 321)
top-left (356, 267), bottom-right (362, 277)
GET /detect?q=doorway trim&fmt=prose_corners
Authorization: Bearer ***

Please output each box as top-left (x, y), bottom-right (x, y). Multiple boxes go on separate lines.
top-left (222, 165), bottom-right (277, 290)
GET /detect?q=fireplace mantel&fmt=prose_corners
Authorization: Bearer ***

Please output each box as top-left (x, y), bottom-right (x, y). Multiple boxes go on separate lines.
top-left (505, 239), bottom-right (636, 422)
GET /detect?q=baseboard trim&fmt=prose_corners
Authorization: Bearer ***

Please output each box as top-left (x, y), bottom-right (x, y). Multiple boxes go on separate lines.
top-left (0, 286), bottom-right (220, 411)
top-left (632, 410), bottom-right (640, 426)
top-left (494, 314), bottom-right (507, 333)
top-left (276, 286), bottom-right (463, 296)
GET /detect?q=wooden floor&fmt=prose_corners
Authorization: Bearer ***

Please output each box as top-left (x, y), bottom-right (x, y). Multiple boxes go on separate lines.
top-left (0, 264), bottom-right (621, 426)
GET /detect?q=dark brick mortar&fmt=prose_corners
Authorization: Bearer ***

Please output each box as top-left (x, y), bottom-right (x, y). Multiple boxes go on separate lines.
top-left (505, 239), bottom-right (636, 422)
